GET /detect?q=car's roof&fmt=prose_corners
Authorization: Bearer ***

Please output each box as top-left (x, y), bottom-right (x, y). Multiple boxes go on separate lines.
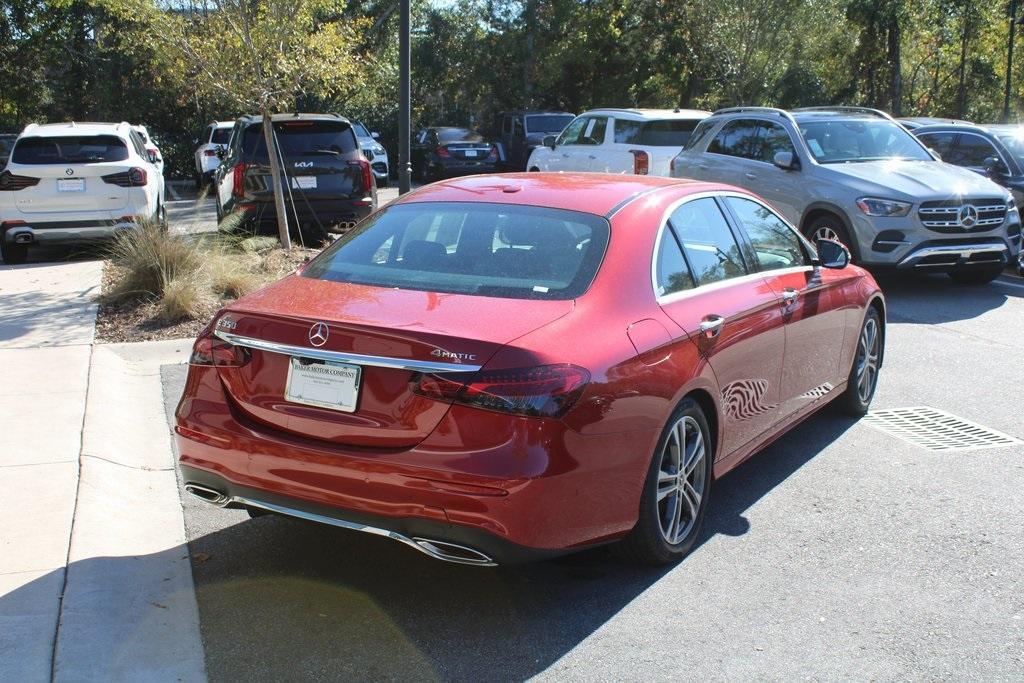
top-left (239, 113), bottom-right (350, 124)
top-left (583, 108), bottom-right (710, 120)
top-left (499, 110), bottom-right (575, 116)
top-left (213, 121), bottom-right (234, 127)
top-left (20, 122), bottom-right (131, 137)
top-left (396, 172), bottom-right (721, 216)
top-left (912, 122), bottom-right (993, 135)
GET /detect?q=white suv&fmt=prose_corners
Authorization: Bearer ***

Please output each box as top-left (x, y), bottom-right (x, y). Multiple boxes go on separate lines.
top-left (0, 121), bottom-right (165, 265)
top-left (193, 121), bottom-right (234, 188)
top-left (526, 108), bottom-right (710, 177)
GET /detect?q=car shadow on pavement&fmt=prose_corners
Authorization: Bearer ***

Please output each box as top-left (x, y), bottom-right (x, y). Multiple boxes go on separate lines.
top-left (873, 270), bottom-right (1021, 325)
top-left (0, 409), bottom-right (857, 680)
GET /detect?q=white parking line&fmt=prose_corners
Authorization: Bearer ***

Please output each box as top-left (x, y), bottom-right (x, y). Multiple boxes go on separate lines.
top-left (995, 276), bottom-right (1024, 292)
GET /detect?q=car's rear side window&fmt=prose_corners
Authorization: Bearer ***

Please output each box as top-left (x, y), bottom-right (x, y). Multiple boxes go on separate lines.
top-left (12, 135), bottom-right (130, 164)
top-left (302, 202), bottom-right (609, 300)
top-left (241, 120), bottom-right (358, 159)
top-left (668, 198), bottom-right (747, 286)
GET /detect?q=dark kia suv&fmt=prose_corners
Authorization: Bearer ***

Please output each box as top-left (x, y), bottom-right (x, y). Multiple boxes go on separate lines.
top-left (214, 113), bottom-right (377, 242)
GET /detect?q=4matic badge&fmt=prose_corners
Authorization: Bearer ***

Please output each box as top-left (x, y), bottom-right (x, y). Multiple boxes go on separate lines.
top-left (431, 349), bottom-right (477, 362)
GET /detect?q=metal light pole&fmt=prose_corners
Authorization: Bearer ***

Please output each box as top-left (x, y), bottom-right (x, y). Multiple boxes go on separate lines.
top-left (1005, 0), bottom-right (1020, 123)
top-left (398, 0), bottom-right (412, 194)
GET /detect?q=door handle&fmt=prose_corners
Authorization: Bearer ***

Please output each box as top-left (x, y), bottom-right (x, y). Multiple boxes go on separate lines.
top-left (699, 315), bottom-right (725, 339)
top-left (781, 288), bottom-right (799, 309)
top-left (744, 172), bottom-right (757, 179)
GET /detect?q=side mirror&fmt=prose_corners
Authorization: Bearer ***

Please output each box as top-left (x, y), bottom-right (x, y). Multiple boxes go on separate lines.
top-left (215, 147), bottom-right (226, 160)
top-left (147, 150), bottom-right (160, 164)
top-left (815, 238), bottom-right (849, 269)
top-left (371, 132), bottom-right (381, 139)
top-left (543, 135), bottom-right (557, 150)
top-left (773, 151), bottom-right (799, 171)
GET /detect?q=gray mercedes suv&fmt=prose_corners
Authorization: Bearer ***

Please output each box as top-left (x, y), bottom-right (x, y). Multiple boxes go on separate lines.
top-left (671, 106), bottom-right (1021, 284)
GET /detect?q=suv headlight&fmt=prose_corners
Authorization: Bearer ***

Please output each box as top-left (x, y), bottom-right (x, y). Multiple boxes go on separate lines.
top-left (374, 145), bottom-right (386, 155)
top-left (1007, 196), bottom-right (1018, 214)
top-left (856, 197), bottom-right (912, 217)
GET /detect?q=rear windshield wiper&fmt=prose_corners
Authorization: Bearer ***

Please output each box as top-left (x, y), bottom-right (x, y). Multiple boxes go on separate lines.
top-left (304, 149), bottom-right (341, 156)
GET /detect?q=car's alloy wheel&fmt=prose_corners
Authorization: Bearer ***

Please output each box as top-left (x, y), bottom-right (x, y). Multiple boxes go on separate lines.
top-left (617, 398), bottom-right (712, 565)
top-left (837, 308), bottom-right (883, 415)
top-left (812, 225), bottom-right (841, 243)
top-left (656, 415), bottom-right (707, 545)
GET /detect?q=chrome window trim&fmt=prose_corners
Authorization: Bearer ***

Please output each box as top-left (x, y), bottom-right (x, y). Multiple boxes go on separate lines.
top-left (650, 190), bottom-right (814, 305)
top-left (213, 330), bottom-right (482, 373)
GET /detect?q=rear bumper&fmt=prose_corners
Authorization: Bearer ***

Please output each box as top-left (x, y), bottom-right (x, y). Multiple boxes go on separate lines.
top-left (438, 160), bottom-right (499, 177)
top-left (2, 219), bottom-right (137, 245)
top-left (174, 364), bottom-right (653, 563)
top-left (234, 197), bottom-right (375, 233)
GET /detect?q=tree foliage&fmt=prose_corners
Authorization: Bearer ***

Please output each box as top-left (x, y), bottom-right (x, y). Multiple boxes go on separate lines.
top-left (1, 0), bottom-right (1022, 178)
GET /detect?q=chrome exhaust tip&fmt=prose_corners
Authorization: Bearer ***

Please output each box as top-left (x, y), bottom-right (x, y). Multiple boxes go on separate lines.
top-left (184, 483), bottom-right (229, 506)
top-left (412, 538), bottom-right (495, 566)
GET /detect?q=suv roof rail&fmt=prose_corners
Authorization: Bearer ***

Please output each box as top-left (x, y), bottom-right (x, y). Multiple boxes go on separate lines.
top-left (712, 106), bottom-right (797, 123)
top-left (792, 106), bottom-right (892, 119)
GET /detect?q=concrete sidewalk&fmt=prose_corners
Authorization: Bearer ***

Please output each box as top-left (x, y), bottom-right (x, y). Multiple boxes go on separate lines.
top-left (0, 261), bottom-right (204, 682)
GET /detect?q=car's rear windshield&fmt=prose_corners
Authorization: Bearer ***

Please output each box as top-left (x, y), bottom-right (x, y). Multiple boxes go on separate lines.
top-left (525, 115), bottom-right (574, 134)
top-left (302, 202), bottom-right (609, 300)
top-left (615, 119), bottom-right (703, 146)
top-left (437, 128), bottom-right (483, 143)
top-left (798, 119), bottom-right (932, 163)
top-left (241, 120), bottom-right (357, 159)
top-left (211, 127), bottom-right (232, 145)
top-left (11, 135), bottom-right (129, 164)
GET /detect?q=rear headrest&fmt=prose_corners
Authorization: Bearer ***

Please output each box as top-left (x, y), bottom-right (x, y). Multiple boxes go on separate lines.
top-left (401, 240), bottom-right (447, 269)
top-left (499, 222), bottom-right (574, 248)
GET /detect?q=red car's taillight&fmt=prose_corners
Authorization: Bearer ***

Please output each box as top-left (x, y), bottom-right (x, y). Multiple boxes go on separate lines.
top-left (436, 146), bottom-right (451, 158)
top-left (347, 158), bottom-right (373, 191)
top-left (413, 364), bottom-right (590, 418)
top-left (0, 171), bottom-right (40, 191)
top-left (232, 163), bottom-right (248, 198)
top-left (189, 331), bottom-right (249, 367)
top-left (630, 149), bottom-right (649, 175)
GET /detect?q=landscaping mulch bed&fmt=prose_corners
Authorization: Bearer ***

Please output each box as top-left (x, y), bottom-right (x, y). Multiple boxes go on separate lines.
top-left (95, 247), bottom-right (316, 344)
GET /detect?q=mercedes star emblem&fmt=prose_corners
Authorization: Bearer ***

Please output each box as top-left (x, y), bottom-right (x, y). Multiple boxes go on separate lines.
top-left (308, 322), bottom-right (329, 347)
top-left (958, 204), bottom-right (979, 229)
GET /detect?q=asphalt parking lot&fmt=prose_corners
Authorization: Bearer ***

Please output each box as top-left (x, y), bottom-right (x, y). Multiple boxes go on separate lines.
top-left (161, 271), bottom-right (1024, 681)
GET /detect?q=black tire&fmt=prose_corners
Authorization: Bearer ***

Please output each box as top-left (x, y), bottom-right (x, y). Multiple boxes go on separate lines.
top-left (617, 398), bottom-right (713, 565)
top-left (836, 307), bottom-right (883, 416)
top-left (293, 221), bottom-right (328, 248)
top-left (0, 238), bottom-right (28, 265)
top-left (156, 202), bottom-right (168, 233)
top-left (528, 167), bottom-right (540, 172)
top-left (947, 266), bottom-right (1003, 286)
top-left (804, 215), bottom-right (857, 262)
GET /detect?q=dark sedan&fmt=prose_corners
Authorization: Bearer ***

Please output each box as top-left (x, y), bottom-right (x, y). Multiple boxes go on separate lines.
top-left (411, 127), bottom-right (498, 182)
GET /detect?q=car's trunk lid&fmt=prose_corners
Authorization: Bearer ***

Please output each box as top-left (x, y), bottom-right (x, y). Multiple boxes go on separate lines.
top-left (216, 276), bottom-right (573, 448)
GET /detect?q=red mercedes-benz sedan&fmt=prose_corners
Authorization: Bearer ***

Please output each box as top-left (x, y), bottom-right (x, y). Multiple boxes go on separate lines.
top-left (175, 173), bottom-right (884, 566)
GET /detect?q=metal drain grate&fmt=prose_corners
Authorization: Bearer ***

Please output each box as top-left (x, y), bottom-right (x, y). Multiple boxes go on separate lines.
top-left (862, 407), bottom-right (1024, 452)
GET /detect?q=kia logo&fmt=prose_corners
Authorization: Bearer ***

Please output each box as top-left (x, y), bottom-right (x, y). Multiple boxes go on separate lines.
top-left (958, 204), bottom-right (979, 228)
top-left (308, 322), bottom-right (329, 347)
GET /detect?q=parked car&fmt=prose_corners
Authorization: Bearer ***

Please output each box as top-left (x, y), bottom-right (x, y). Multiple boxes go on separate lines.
top-left (527, 108), bottom-right (710, 177)
top-left (213, 113), bottom-right (376, 244)
top-left (131, 124), bottom-right (164, 175)
top-left (671, 106), bottom-right (1021, 285)
top-left (911, 123), bottom-right (1024, 204)
top-left (411, 127), bottom-right (498, 181)
top-left (897, 116), bottom-right (972, 131)
top-left (351, 120), bottom-right (389, 187)
top-left (194, 121), bottom-right (234, 188)
top-left (0, 121), bottom-right (165, 264)
top-left (0, 134), bottom-right (17, 167)
top-left (493, 110), bottom-right (575, 171)
top-left (176, 172), bottom-right (885, 567)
